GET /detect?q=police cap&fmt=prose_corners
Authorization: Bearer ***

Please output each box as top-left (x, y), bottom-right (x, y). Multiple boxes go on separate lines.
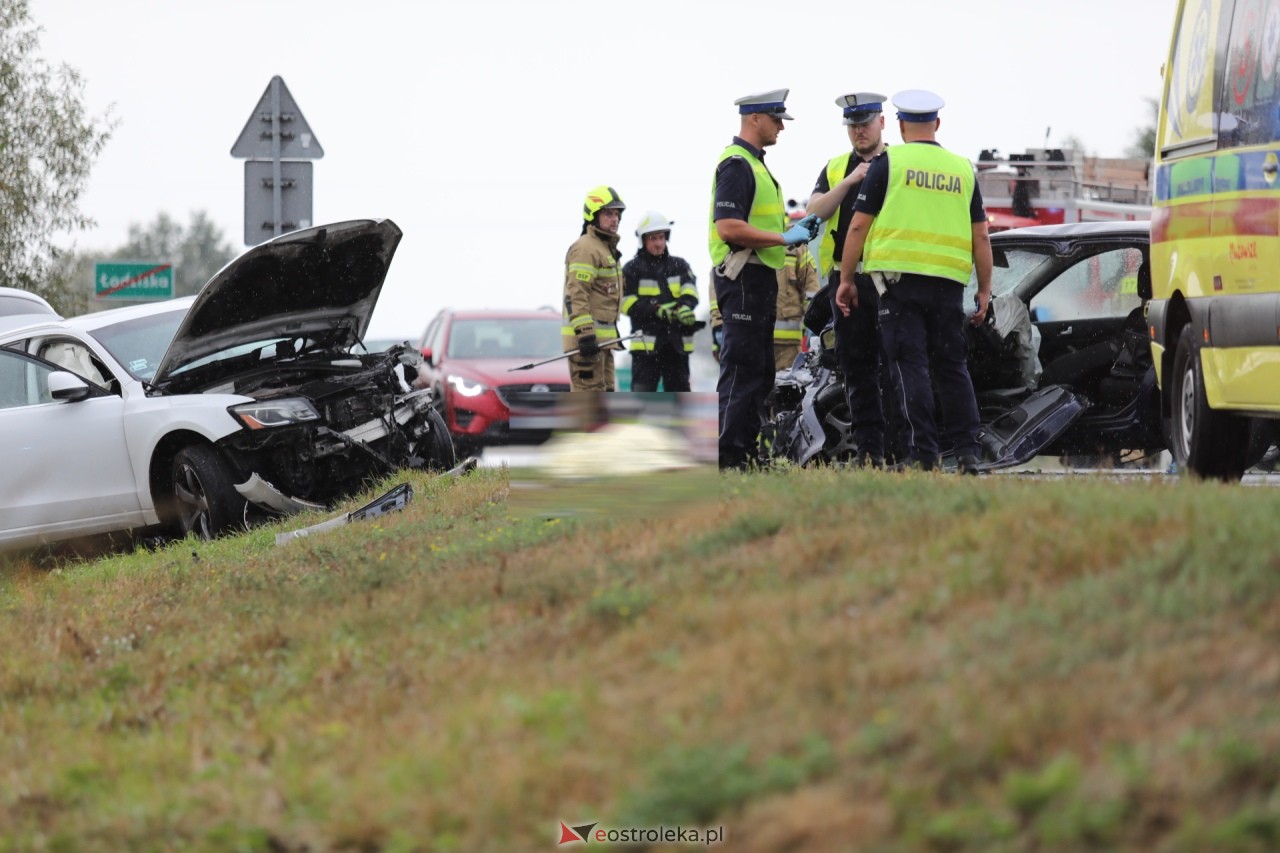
top-left (735, 88), bottom-right (793, 120)
top-left (892, 89), bottom-right (945, 122)
top-left (835, 92), bottom-right (887, 126)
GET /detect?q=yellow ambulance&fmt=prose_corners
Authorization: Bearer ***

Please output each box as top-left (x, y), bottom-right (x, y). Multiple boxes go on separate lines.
top-left (1152, 0), bottom-right (1280, 479)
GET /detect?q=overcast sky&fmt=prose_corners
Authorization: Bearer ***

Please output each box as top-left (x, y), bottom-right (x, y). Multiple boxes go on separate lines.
top-left (30, 0), bottom-right (1175, 340)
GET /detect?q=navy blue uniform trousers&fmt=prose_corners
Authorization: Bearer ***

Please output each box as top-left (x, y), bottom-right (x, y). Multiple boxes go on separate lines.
top-left (878, 274), bottom-right (981, 463)
top-left (715, 264), bottom-right (777, 469)
top-left (829, 271), bottom-right (885, 459)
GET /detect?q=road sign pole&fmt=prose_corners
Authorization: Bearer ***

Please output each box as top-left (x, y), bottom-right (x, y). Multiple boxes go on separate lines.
top-left (271, 77), bottom-right (283, 238)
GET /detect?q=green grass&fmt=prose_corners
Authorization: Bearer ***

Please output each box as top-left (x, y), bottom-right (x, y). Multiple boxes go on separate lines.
top-left (2, 466), bottom-right (1280, 850)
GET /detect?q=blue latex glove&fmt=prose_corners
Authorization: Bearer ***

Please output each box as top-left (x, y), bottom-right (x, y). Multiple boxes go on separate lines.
top-left (795, 214), bottom-right (821, 239)
top-left (712, 326), bottom-right (723, 349)
top-left (782, 221), bottom-right (813, 246)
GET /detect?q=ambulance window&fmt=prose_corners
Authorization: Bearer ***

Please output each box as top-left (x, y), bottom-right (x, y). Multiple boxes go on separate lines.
top-left (1161, 0), bottom-right (1233, 154)
top-left (1218, 0), bottom-right (1280, 150)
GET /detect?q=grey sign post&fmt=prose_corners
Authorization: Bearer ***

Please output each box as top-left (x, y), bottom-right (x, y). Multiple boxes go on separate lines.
top-left (231, 76), bottom-right (323, 245)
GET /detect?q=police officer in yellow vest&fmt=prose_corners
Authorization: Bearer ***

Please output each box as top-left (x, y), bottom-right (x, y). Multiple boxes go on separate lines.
top-left (710, 89), bottom-right (819, 470)
top-left (564, 186), bottom-right (626, 391)
top-left (808, 92), bottom-right (890, 466)
top-left (836, 90), bottom-right (992, 474)
top-left (708, 239), bottom-right (818, 373)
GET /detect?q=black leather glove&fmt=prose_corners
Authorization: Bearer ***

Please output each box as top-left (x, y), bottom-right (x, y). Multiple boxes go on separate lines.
top-left (576, 331), bottom-right (600, 357)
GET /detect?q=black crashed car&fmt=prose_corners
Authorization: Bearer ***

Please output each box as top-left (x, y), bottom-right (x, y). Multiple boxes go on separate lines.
top-left (769, 220), bottom-right (1163, 470)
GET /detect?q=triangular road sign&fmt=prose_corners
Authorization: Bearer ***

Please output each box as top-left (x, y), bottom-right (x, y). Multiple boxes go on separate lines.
top-left (230, 75), bottom-right (324, 159)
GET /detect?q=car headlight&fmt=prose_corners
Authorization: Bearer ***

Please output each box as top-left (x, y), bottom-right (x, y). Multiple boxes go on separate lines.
top-left (229, 398), bottom-right (321, 430)
top-left (446, 374), bottom-right (489, 397)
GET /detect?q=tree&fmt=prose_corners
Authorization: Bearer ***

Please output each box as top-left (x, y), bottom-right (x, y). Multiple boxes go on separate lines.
top-left (0, 0), bottom-right (114, 314)
top-left (109, 211), bottom-right (237, 297)
top-left (1125, 97), bottom-right (1159, 160)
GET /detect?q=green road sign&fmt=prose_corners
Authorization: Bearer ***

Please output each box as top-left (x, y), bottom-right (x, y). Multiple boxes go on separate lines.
top-left (94, 262), bottom-right (175, 300)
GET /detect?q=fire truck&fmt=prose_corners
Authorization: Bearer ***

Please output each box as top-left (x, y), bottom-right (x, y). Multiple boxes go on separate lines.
top-left (974, 148), bottom-right (1152, 231)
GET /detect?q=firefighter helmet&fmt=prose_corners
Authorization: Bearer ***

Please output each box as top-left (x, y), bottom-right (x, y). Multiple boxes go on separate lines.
top-left (635, 211), bottom-right (674, 247)
top-left (582, 186), bottom-right (626, 222)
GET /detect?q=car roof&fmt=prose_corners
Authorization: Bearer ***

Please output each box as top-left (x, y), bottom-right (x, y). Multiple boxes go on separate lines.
top-left (991, 220), bottom-right (1151, 241)
top-left (61, 296), bottom-right (198, 332)
top-left (0, 287), bottom-right (59, 316)
top-left (443, 308), bottom-right (560, 320)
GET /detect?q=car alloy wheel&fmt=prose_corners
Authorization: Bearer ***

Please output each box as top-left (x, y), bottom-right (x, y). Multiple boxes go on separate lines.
top-left (170, 445), bottom-right (246, 539)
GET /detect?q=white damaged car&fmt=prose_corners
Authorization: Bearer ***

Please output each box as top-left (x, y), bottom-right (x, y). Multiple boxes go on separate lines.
top-left (0, 219), bottom-right (454, 550)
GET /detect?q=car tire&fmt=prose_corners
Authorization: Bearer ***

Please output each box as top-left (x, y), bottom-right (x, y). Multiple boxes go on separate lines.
top-left (422, 407), bottom-right (458, 471)
top-left (1169, 325), bottom-right (1249, 481)
top-left (170, 445), bottom-right (247, 539)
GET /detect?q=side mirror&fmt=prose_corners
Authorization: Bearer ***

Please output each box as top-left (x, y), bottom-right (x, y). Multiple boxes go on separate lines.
top-left (420, 346), bottom-right (434, 366)
top-left (48, 370), bottom-right (92, 402)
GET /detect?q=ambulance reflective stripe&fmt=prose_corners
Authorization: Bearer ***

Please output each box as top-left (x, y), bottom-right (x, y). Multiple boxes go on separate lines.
top-left (863, 144), bottom-right (974, 284)
top-left (708, 144), bottom-right (786, 269)
top-left (818, 152), bottom-right (853, 276)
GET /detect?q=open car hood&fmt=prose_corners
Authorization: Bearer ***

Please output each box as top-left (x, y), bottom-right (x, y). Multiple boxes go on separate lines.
top-left (152, 219), bottom-right (402, 385)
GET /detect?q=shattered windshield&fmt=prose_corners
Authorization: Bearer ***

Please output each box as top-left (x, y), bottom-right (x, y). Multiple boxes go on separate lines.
top-left (965, 246), bottom-right (1055, 307)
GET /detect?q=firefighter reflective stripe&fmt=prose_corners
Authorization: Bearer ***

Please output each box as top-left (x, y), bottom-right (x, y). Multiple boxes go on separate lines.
top-left (774, 319), bottom-right (803, 341)
top-left (708, 144), bottom-right (786, 269)
top-left (630, 337), bottom-right (655, 351)
top-left (675, 276), bottom-right (698, 299)
top-left (637, 279), bottom-right (662, 296)
top-left (863, 144), bottom-right (975, 284)
top-left (620, 295), bottom-right (639, 313)
top-left (818, 151), bottom-right (853, 276)
top-left (568, 262), bottom-right (594, 282)
top-left (562, 319), bottom-right (619, 339)
top-left (564, 313), bottom-right (594, 335)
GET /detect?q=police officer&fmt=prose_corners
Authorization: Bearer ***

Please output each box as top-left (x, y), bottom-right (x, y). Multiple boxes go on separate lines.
top-left (710, 89), bottom-right (818, 470)
top-left (836, 90), bottom-right (992, 474)
top-left (621, 212), bottom-right (699, 391)
top-left (564, 186), bottom-right (626, 392)
top-left (808, 92), bottom-right (890, 466)
top-left (709, 237), bottom-right (818, 373)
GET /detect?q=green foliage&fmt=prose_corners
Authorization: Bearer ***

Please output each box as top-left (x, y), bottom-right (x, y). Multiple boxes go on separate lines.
top-left (0, 0), bottom-right (114, 313)
top-left (616, 735), bottom-right (833, 826)
top-left (1004, 754), bottom-right (1082, 819)
top-left (1125, 96), bottom-right (1159, 160)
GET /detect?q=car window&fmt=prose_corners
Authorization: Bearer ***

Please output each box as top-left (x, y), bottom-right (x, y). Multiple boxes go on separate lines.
top-left (965, 246), bottom-right (1055, 307)
top-left (446, 317), bottom-right (562, 359)
top-left (0, 348), bottom-right (56, 409)
top-left (88, 307), bottom-right (189, 381)
top-left (35, 338), bottom-right (114, 390)
top-left (1030, 247), bottom-right (1145, 322)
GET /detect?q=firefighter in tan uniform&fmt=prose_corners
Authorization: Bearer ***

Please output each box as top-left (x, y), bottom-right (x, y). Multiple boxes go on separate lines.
top-left (772, 242), bottom-right (819, 371)
top-left (563, 186), bottom-right (626, 391)
top-left (710, 240), bottom-right (818, 372)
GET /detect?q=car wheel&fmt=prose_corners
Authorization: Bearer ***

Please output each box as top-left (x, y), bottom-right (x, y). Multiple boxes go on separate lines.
top-left (1169, 325), bottom-right (1249, 481)
top-left (422, 407), bottom-right (458, 470)
top-left (813, 382), bottom-right (857, 464)
top-left (170, 445), bottom-right (247, 539)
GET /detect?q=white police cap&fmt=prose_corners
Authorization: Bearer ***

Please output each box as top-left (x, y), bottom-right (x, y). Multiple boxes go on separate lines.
top-left (835, 92), bottom-right (887, 126)
top-left (735, 89), bottom-right (793, 120)
top-left (892, 89), bottom-right (945, 122)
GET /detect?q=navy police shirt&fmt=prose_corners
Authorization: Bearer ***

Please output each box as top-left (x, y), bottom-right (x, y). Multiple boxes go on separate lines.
top-left (854, 142), bottom-right (986, 222)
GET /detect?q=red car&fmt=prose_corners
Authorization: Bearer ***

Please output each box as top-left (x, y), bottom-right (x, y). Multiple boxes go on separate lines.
top-left (417, 308), bottom-right (571, 454)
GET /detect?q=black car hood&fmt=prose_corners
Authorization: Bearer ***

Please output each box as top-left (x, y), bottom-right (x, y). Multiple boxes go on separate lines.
top-left (152, 219), bottom-right (402, 386)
